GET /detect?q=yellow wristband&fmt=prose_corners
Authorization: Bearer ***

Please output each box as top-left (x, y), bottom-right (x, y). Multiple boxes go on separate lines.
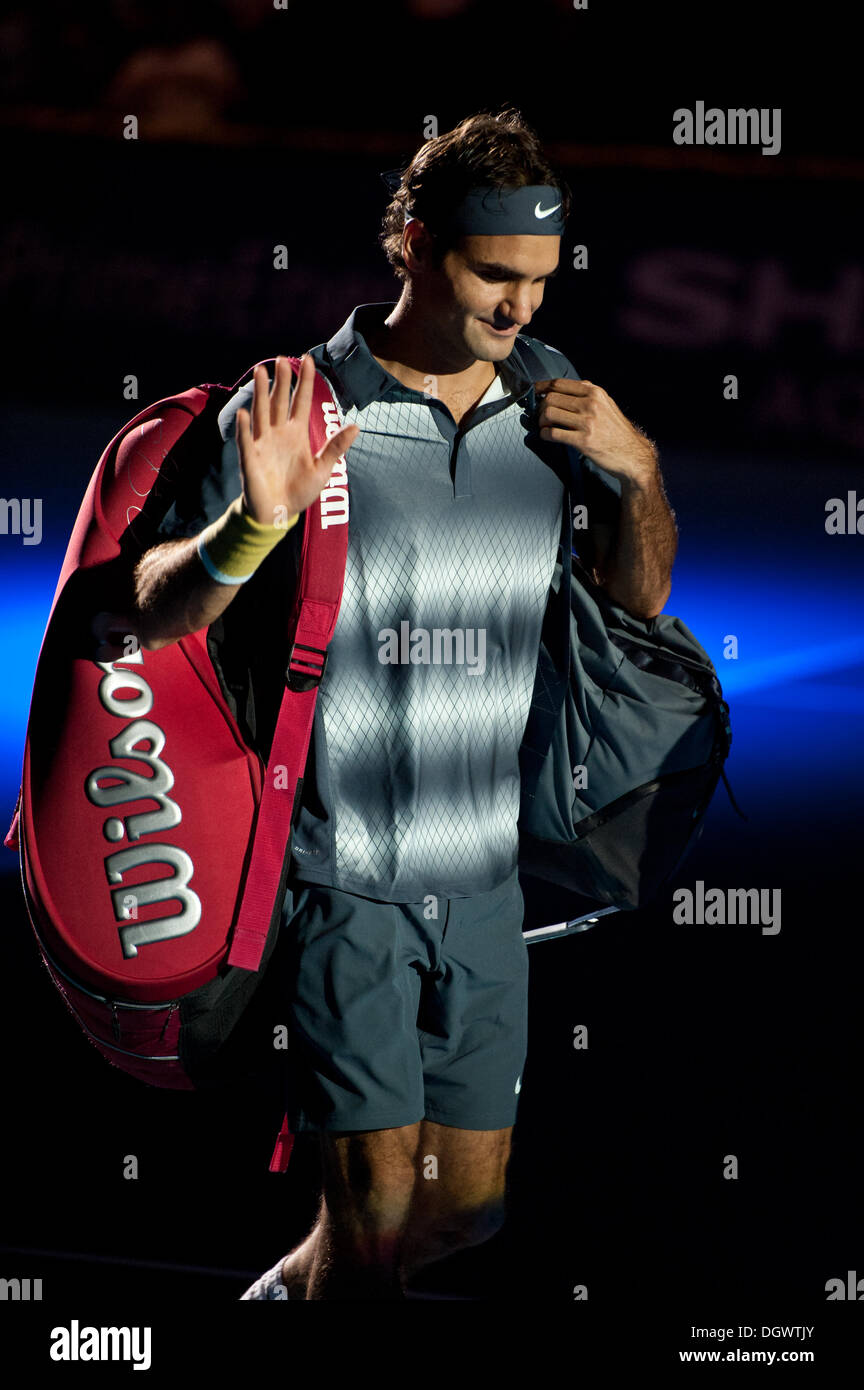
top-left (196, 496), bottom-right (299, 585)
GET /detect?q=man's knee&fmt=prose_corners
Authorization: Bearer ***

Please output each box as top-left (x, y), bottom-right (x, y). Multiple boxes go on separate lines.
top-left (406, 1121), bottom-right (514, 1255)
top-left (424, 1205), bottom-right (506, 1261)
top-left (430, 1186), bottom-right (510, 1250)
top-left (318, 1124), bottom-right (421, 1240)
top-left (320, 1123), bottom-right (422, 1184)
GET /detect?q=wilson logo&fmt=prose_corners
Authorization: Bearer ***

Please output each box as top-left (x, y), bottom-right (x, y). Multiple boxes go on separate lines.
top-left (320, 401), bottom-right (349, 528)
top-left (86, 649), bottom-right (201, 959)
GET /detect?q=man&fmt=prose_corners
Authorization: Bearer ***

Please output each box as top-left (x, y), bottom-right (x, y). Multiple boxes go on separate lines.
top-left (127, 106), bottom-right (677, 1299)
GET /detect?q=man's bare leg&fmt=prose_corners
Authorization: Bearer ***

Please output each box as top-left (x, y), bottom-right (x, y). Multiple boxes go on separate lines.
top-left (277, 1120), bottom-right (514, 1298)
top-left (303, 1122), bottom-right (424, 1300)
top-left (398, 1120), bottom-right (514, 1285)
top-left (279, 1199), bottom-right (325, 1297)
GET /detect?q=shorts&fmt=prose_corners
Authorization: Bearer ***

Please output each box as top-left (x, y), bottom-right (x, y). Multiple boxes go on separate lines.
top-left (278, 868), bottom-right (529, 1133)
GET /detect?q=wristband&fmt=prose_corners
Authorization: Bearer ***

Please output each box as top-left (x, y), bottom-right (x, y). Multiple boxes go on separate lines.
top-left (196, 496), bottom-right (299, 585)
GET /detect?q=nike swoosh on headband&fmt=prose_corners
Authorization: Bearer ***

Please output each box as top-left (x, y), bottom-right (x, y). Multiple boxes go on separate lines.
top-left (409, 185), bottom-right (566, 235)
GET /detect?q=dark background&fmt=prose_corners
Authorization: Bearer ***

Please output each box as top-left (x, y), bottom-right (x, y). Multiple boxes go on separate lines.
top-left (0, 0), bottom-right (861, 1366)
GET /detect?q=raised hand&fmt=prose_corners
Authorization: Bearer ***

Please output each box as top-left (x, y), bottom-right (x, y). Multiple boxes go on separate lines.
top-left (236, 354), bottom-right (359, 524)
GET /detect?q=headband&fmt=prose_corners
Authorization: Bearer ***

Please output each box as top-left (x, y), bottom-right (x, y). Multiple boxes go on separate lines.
top-left (380, 171), bottom-right (566, 237)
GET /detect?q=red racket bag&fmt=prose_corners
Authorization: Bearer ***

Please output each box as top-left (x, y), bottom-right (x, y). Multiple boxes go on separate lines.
top-left (4, 358), bottom-right (350, 1137)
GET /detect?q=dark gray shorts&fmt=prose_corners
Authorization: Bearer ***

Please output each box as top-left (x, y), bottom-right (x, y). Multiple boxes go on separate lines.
top-left (278, 869), bottom-right (529, 1133)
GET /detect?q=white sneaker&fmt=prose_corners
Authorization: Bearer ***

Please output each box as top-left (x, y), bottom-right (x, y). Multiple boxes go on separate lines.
top-left (239, 1256), bottom-right (292, 1300)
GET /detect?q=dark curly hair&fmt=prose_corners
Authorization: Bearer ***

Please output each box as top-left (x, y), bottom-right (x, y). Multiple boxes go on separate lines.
top-left (379, 106), bottom-right (570, 282)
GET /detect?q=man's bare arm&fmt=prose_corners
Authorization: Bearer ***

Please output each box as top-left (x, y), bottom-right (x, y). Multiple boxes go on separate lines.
top-left (535, 376), bottom-right (677, 620)
top-left (588, 462), bottom-right (677, 619)
top-left (133, 537), bottom-right (243, 650)
top-left (92, 536), bottom-right (244, 660)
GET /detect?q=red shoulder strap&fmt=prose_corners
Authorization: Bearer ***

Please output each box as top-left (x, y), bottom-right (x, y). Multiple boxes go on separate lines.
top-left (226, 357), bottom-right (349, 971)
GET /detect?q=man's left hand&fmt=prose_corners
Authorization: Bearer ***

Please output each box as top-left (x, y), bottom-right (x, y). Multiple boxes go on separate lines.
top-left (534, 378), bottom-right (657, 487)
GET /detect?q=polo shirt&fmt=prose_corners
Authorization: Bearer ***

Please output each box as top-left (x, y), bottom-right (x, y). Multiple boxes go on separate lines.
top-left (156, 301), bottom-right (621, 902)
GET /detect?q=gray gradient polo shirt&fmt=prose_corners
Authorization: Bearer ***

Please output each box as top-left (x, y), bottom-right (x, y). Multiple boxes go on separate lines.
top-left (157, 301), bottom-right (621, 902)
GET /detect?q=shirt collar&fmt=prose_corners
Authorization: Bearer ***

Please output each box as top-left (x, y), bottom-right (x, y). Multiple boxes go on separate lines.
top-left (320, 301), bottom-right (538, 411)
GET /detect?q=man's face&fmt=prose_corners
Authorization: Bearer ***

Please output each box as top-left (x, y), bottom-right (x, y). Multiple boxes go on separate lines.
top-left (415, 231), bottom-right (560, 364)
